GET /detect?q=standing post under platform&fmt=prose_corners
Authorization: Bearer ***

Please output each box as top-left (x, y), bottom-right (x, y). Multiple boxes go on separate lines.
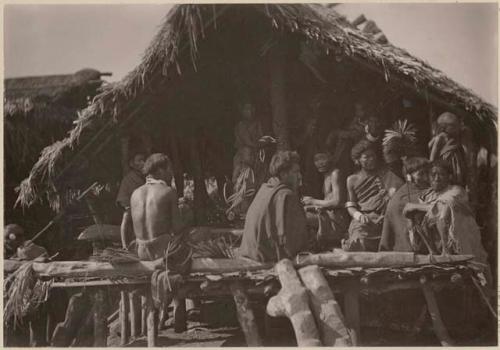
top-left (344, 282), bottom-right (361, 346)
top-left (141, 295), bottom-right (147, 336)
top-left (129, 291), bottom-right (141, 338)
top-left (230, 282), bottom-right (264, 346)
top-left (120, 291), bottom-right (130, 346)
top-left (267, 259), bottom-right (321, 346)
top-left (269, 42), bottom-right (290, 151)
top-left (173, 298), bottom-right (187, 333)
top-left (298, 265), bottom-right (351, 346)
top-left (146, 294), bottom-right (158, 347)
top-left (93, 289), bottom-right (107, 347)
top-left (420, 278), bottom-right (454, 346)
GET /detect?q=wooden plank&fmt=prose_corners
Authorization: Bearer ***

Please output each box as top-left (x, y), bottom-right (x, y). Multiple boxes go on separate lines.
top-left (129, 291), bottom-right (141, 338)
top-left (120, 291), bottom-right (130, 346)
top-left (230, 282), bottom-right (264, 346)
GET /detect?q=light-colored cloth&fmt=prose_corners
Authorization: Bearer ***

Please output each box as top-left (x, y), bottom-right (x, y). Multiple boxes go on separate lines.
top-left (379, 183), bottom-right (426, 252)
top-left (420, 185), bottom-right (488, 265)
top-left (238, 177), bottom-right (308, 262)
top-left (116, 169), bottom-right (144, 209)
top-left (136, 233), bottom-right (174, 261)
top-left (345, 169), bottom-right (404, 251)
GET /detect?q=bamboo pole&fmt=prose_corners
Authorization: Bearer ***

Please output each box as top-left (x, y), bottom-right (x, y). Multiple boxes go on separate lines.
top-left (141, 295), bottom-right (148, 336)
top-left (129, 291), bottom-right (141, 338)
top-left (230, 282), bottom-right (264, 346)
top-left (343, 282), bottom-right (361, 346)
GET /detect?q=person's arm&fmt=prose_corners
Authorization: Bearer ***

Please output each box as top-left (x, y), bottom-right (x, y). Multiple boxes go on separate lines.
top-left (309, 170), bottom-right (345, 209)
top-left (403, 202), bottom-right (431, 218)
top-left (120, 208), bottom-right (134, 249)
top-left (345, 175), bottom-right (370, 224)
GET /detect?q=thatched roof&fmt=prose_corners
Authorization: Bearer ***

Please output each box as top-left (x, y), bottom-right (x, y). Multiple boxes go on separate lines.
top-left (17, 4), bottom-right (497, 210)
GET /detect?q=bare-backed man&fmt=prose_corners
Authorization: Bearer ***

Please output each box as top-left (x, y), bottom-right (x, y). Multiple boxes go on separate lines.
top-left (131, 153), bottom-right (183, 261)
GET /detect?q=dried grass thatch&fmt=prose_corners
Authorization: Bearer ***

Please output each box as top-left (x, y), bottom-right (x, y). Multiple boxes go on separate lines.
top-left (17, 4), bottom-right (497, 210)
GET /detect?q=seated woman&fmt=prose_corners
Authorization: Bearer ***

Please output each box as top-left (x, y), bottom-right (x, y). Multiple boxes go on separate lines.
top-left (303, 152), bottom-right (349, 247)
top-left (379, 157), bottom-right (431, 252)
top-left (403, 160), bottom-right (489, 265)
top-left (343, 140), bottom-right (404, 252)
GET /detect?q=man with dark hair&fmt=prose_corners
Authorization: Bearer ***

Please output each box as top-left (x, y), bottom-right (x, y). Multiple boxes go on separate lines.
top-left (238, 151), bottom-right (308, 262)
top-left (130, 153), bottom-right (183, 260)
top-left (117, 151), bottom-right (146, 249)
top-left (302, 152), bottom-right (349, 246)
top-left (344, 140), bottom-right (404, 251)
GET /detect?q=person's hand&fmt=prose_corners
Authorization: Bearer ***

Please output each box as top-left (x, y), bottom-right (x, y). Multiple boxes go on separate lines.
top-left (358, 214), bottom-right (370, 224)
top-left (403, 203), bottom-right (419, 217)
top-left (302, 196), bottom-right (315, 206)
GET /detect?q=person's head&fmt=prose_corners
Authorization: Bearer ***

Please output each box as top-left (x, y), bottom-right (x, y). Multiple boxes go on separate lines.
top-left (143, 153), bottom-right (173, 183)
top-left (4, 224), bottom-right (25, 249)
top-left (403, 157), bottom-right (430, 189)
top-left (240, 101), bottom-right (255, 121)
top-left (436, 112), bottom-right (461, 138)
top-left (269, 151), bottom-right (302, 192)
top-left (429, 160), bottom-right (452, 191)
top-left (313, 152), bottom-right (333, 173)
top-left (128, 152), bottom-right (146, 172)
top-left (351, 139), bottom-right (378, 171)
top-left (365, 116), bottom-right (383, 138)
top-left (354, 101), bottom-right (366, 119)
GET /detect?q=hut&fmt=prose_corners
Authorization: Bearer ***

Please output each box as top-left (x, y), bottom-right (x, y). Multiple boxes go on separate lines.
top-left (5, 68), bottom-right (110, 251)
top-left (15, 4), bottom-right (496, 247)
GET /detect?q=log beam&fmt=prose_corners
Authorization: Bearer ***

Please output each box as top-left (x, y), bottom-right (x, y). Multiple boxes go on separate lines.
top-left (173, 298), bottom-right (187, 333)
top-left (298, 265), bottom-right (351, 346)
top-left (421, 278), bottom-right (454, 346)
top-left (119, 291), bottom-right (130, 346)
top-left (267, 259), bottom-right (321, 346)
top-left (146, 294), bottom-right (158, 346)
top-left (230, 282), bottom-right (264, 346)
top-left (129, 291), bottom-right (141, 338)
top-left (344, 282), bottom-right (361, 346)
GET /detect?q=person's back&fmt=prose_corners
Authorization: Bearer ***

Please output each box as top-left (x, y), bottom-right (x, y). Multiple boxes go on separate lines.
top-left (130, 153), bottom-right (181, 261)
top-left (238, 151), bottom-right (308, 262)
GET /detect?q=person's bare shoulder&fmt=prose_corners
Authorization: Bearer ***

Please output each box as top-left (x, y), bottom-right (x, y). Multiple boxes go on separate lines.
top-left (346, 173), bottom-right (359, 188)
top-left (131, 184), bottom-right (147, 201)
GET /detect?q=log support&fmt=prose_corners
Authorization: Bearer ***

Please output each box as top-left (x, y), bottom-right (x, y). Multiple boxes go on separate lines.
top-left (344, 282), bottom-right (361, 346)
top-left (93, 289), bottom-right (107, 347)
top-left (298, 265), bottom-right (352, 346)
top-left (129, 291), bottom-right (141, 338)
top-left (141, 295), bottom-right (148, 336)
top-left (230, 282), bottom-right (264, 346)
top-left (120, 291), bottom-right (130, 346)
top-left (173, 298), bottom-right (187, 333)
top-left (421, 278), bottom-right (454, 346)
top-left (146, 294), bottom-right (158, 347)
top-left (266, 259), bottom-right (321, 346)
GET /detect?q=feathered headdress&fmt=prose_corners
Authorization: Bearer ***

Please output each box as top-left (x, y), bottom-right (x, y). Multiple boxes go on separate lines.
top-left (382, 119), bottom-right (418, 163)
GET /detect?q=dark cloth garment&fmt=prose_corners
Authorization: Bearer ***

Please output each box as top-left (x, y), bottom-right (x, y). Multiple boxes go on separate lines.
top-left (306, 208), bottom-right (349, 244)
top-left (379, 183), bottom-right (426, 252)
top-left (238, 177), bottom-right (308, 262)
top-left (116, 169), bottom-right (144, 209)
top-left (433, 138), bottom-right (468, 187)
top-left (345, 169), bottom-right (404, 251)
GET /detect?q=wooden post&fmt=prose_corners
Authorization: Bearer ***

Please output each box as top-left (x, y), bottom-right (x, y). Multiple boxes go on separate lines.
top-left (267, 259), bottom-right (321, 346)
top-left (29, 304), bottom-right (48, 346)
top-left (173, 298), bottom-right (187, 333)
top-left (120, 291), bottom-right (130, 346)
top-left (141, 295), bottom-right (148, 336)
top-left (129, 291), bottom-right (141, 338)
top-left (344, 282), bottom-right (361, 346)
top-left (93, 289), bottom-right (107, 347)
top-left (421, 278), bottom-right (454, 346)
top-left (230, 282), bottom-right (264, 346)
top-left (146, 294), bottom-right (158, 347)
top-left (298, 265), bottom-right (351, 346)
top-left (269, 42), bottom-right (290, 151)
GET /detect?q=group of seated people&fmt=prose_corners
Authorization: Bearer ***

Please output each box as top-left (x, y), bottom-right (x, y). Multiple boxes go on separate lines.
top-left (239, 136), bottom-right (489, 271)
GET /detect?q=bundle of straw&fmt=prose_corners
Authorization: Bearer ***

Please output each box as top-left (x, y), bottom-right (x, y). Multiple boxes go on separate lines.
top-left (190, 237), bottom-right (236, 259)
top-left (225, 167), bottom-right (256, 213)
top-left (4, 262), bottom-right (51, 327)
top-left (91, 247), bottom-right (141, 264)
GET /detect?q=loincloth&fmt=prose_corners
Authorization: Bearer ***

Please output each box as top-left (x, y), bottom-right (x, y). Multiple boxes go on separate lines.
top-left (136, 233), bottom-right (174, 261)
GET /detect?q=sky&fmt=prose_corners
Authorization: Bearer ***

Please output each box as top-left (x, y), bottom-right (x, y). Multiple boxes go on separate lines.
top-left (3, 3), bottom-right (498, 105)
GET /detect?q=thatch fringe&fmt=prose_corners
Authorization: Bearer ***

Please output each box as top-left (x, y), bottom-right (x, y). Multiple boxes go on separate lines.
top-left (16, 4), bottom-right (497, 209)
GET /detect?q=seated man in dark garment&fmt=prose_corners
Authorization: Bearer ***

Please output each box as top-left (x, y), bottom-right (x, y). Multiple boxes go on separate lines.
top-left (379, 157), bottom-right (430, 252)
top-left (238, 151), bottom-right (309, 262)
top-left (344, 140), bottom-right (404, 252)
